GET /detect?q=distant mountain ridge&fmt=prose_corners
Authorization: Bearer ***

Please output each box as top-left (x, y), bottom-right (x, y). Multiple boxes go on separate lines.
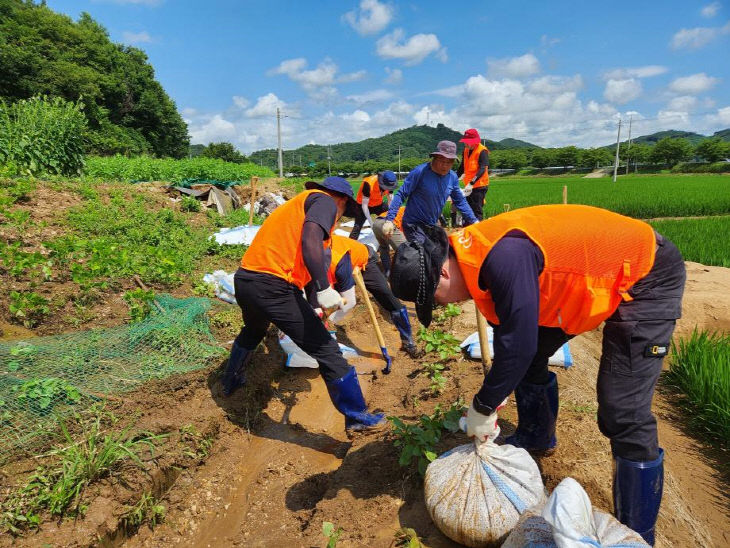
top-left (248, 124), bottom-right (539, 165)
top-left (602, 128), bottom-right (730, 149)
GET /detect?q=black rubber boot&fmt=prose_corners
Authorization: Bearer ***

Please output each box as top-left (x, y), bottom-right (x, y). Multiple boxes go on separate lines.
top-left (504, 372), bottom-right (559, 452)
top-left (379, 246), bottom-right (392, 277)
top-left (221, 342), bottom-right (253, 396)
top-left (614, 449), bottom-right (664, 546)
top-left (390, 307), bottom-right (424, 358)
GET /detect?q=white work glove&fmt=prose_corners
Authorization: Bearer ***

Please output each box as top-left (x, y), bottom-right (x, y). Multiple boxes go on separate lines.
top-left (465, 399), bottom-right (507, 443)
top-left (316, 286), bottom-right (343, 310)
top-left (328, 286), bottom-right (357, 324)
top-left (361, 198), bottom-right (371, 227)
top-left (462, 183), bottom-right (474, 197)
top-left (382, 220), bottom-right (395, 238)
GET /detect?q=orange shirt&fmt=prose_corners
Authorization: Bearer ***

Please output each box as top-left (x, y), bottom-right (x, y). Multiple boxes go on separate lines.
top-left (356, 175), bottom-right (389, 207)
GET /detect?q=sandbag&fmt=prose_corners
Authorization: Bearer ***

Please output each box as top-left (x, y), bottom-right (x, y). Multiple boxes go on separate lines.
top-left (461, 329), bottom-right (573, 368)
top-left (502, 477), bottom-right (648, 548)
top-left (278, 331), bottom-right (358, 368)
top-left (424, 440), bottom-right (546, 547)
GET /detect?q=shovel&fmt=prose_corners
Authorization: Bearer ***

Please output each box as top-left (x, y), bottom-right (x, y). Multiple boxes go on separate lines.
top-left (353, 268), bottom-right (392, 374)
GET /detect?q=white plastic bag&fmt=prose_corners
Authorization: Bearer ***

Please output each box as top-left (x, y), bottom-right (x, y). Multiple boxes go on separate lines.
top-left (424, 440), bottom-right (546, 547)
top-left (278, 332), bottom-right (358, 368)
top-left (502, 477), bottom-right (648, 548)
top-left (461, 328), bottom-right (573, 368)
top-left (332, 227), bottom-right (379, 251)
top-left (202, 270), bottom-right (236, 304)
top-left (211, 225), bottom-right (261, 245)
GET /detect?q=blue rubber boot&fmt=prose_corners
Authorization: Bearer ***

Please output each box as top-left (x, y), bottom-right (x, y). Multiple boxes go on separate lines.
top-left (613, 449), bottom-right (664, 546)
top-left (325, 368), bottom-right (385, 434)
top-left (504, 371), bottom-right (559, 452)
top-left (390, 307), bottom-right (424, 358)
top-left (221, 342), bottom-right (253, 396)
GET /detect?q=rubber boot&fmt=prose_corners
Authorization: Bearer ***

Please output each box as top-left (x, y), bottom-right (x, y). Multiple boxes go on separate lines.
top-left (221, 342), bottom-right (253, 396)
top-left (390, 307), bottom-right (424, 358)
top-left (349, 222), bottom-right (362, 240)
top-left (325, 367), bottom-right (385, 434)
top-left (613, 449), bottom-right (664, 546)
top-left (379, 246), bottom-right (392, 277)
top-left (504, 371), bottom-right (558, 452)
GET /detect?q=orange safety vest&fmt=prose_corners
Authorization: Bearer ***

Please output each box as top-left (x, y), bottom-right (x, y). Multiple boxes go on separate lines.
top-left (463, 143), bottom-right (490, 188)
top-left (241, 189), bottom-right (335, 289)
top-left (378, 206), bottom-right (405, 230)
top-left (329, 235), bottom-right (370, 281)
top-left (356, 175), bottom-right (388, 207)
top-left (450, 205), bottom-right (656, 334)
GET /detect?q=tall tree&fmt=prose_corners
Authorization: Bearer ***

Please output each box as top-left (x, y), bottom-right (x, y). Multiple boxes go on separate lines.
top-left (695, 138), bottom-right (730, 163)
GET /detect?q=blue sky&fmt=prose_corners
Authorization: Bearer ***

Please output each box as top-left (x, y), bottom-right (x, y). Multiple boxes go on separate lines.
top-left (48, 0), bottom-right (730, 152)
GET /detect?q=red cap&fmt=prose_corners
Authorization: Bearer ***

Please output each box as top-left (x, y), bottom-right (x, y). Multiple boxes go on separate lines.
top-left (459, 128), bottom-right (481, 145)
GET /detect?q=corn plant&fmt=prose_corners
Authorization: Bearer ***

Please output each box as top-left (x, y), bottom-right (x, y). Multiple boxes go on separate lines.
top-left (667, 330), bottom-right (730, 444)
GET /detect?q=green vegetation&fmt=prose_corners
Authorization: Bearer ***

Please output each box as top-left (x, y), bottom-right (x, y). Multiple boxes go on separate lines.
top-left (200, 141), bottom-right (249, 163)
top-left (667, 330), bottom-right (730, 445)
top-left (120, 492), bottom-right (165, 532)
top-left (394, 528), bottom-right (423, 547)
top-left (0, 412), bottom-right (164, 534)
top-left (322, 521), bottom-right (344, 548)
top-left (13, 377), bottom-right (81, 412)
top-left (0, 96), bottom-right (87, 176)
top-left (418, 327), bottom-right (461, 361)
top-left (484, 174), bottom-right (730, 218)
top-left (8, 290), bottom-right (50, 327)
top-left (123, 289), bottom-right (156, 323)
top-left (83, 155), bottom-right (273, 183)
top-left (388, 401), bottom-right (464, 476)
top-left (648, 216), bottom-right (730, 267)
top-left (1, 0), bottom-right (188, 157)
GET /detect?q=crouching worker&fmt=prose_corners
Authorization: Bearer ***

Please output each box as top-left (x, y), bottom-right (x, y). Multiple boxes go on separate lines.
top-left (372, 207), bottom-right (405, 276)
top-left (350, 170), bottom-right (398, 240)
top-left (222, 177), bottom-right (385, 434)
top-left (315, 234), bottom-right (422, 358)
top-left (389, 205), bottom-right (686, 546)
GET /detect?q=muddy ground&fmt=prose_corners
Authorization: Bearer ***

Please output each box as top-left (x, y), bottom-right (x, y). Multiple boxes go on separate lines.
top-left (1, 182), bottom-right (729, 547)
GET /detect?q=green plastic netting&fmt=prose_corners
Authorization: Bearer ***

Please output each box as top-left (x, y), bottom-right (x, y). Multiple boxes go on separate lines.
top-left (0, 295), bottom-right (226, 465)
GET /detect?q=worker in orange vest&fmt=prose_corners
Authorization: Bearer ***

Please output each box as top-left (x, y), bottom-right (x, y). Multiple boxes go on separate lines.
top-left (314, 234), bottom-right (422, 358)
top-left (350, 170), bottom-right (398, 240)
top-left (223, 177), bottom-right (385, 435)
top-left (456, 128), bottom-right (490, 222)
top-left (389, 205), bottom-right (686, 546)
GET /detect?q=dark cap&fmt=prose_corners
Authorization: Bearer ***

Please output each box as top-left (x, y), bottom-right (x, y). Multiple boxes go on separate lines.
top-left (429, 140), bottom-right (458, 159)
top-left (389, 226), bottom-right (449, 327)
top-left (305, 176), bottom-right (359, 217)
top-left (377, 170), bottom-right (398, 191)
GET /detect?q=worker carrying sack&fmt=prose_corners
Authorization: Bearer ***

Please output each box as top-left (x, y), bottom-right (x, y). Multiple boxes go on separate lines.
top-left (502, 477), bottom-right (649, 548)
top-left (424, 440), bottom-right (546, 547)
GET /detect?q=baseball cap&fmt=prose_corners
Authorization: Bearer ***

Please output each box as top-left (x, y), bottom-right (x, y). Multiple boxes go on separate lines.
top-left (460, 128), bottom-right (481, 146)
top-left (378, 170), bottom-right (398, 191)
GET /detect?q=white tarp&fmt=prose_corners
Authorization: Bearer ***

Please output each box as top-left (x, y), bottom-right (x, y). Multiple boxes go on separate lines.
top-left (211, 225), bottom-right (261, 245)
top-left (461, 328), bottom-right (573, 368)
top-left (333, 228), bottom-right (378, 252)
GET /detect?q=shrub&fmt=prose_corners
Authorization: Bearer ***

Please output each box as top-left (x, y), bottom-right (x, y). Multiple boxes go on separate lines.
top-left (0, 96), bottom-right (87, 176)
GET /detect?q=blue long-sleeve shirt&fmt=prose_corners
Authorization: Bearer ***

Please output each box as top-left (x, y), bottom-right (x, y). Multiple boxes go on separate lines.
top-left (386, 162), bottom-right (478, 226)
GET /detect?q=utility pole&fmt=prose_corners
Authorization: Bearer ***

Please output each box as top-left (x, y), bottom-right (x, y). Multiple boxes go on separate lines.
top-left (612, 118), bottom-right (622, 183)
top-left (397, 145), bottom-right (401, 180)
top-left (276, 107), bottom-right (284, 178)
top-left (299, 154), bottom-right (302, 167)
top-left (327, 145), bottom-right (332, 176)
top-left (625, 115), bottom-right (633, 175)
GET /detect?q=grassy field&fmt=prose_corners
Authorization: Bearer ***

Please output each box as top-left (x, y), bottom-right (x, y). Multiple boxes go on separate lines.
top-left (485, 173), bottom-right (730, 218)
top-left (648, 216), bottom-right (730, 267)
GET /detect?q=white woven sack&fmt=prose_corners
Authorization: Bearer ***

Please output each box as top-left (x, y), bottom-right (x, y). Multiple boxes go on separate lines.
top-left (502, 477), bottom-right (649, 548)
top-left (424, 440), bottom-right (546, 547)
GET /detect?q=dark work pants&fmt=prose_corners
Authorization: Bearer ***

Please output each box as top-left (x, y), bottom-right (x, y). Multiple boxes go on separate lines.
top-left (232, 269), bottom-right (351, 383)
top-left (402, 222), bottom-right (431, 244)
top-left (361, 250), bottom-right (402, 312)
top-left (518, 234), bottom-right (686, 462)
top-left (350, 202), bottom-right (388, 240)
top-left (597, 235), bottom-right (685, 461)
top-left (467, 186), bottom-right (488, 221)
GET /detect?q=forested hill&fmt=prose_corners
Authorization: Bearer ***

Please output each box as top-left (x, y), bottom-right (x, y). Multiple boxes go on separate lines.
top-left (248, 124), bottom-right (539, 166)
top-left (0, 0), bottom-right (189, 157)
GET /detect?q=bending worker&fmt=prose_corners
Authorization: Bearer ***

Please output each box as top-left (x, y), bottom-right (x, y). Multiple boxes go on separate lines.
top-left (315, 234), bottom-right (422, 358)
top-left (389, 205), bottom-right (686, 545)
top-left (222, 177), bottom-right (385, 434)
top-left (455, 128), bottom-right (490, 223)
top-left (382, 140), bottom-right (478, 244)
top-left (372, 206), bottom-right (405, 275)
top-left (350, 170), bottom-right (398, 241)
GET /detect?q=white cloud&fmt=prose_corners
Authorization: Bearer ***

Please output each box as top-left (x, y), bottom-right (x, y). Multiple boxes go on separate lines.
top-left (268, 58), bottom-right (365, 100)
top-left (670, 21), bottom-right (730, 49)
top-left (346, 89), bottom-right (394, 106)
top-left (667, 95), bottom-right (699, 111)
top-left (189, 114), bottom-right (236, 144)
top-left (528, 75), bottom-right (583, 95)
top-left (705, 106), bottom-right (730, 125)
top-left (540, 35), bottom-right (561, 47)
top-left (341, 110), bottom-right (371, 124)
top-left (232, 96), bottom-right (249, 109)
top-left (488, 53), bottom-right (541, 78)
top-left (343, 0), bottom-right (393, 35)
top-left (669, 72), bottom-right (719, 94)
top-left (245, 93), bottom-right (286, 118)
top-left (376, 28), bottom-right (446, 65)
top-left (701, 2), bottom-right (721, 18)
top-left (603, 79), bottom-right (642, 104)
top-left (121, 31), bottom-right (153, 44)
top-left (384, 67), bottom-right (403, 84)
top-left (602, 65), bottom-right (667, 80)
